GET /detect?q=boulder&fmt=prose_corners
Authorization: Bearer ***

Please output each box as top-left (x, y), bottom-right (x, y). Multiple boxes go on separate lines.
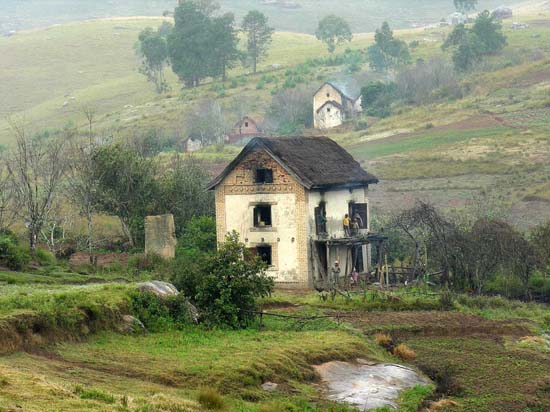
top-left (137, 281), bottom-right (179, 297)
top-left (261, 382), bottom-right (279, 391)
top-left (182, 300), bottom-right (200, 324)
top-left (120, 315), bottom-right (146, 334)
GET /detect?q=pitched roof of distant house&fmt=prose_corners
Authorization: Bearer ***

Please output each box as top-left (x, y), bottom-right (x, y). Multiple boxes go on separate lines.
top-left (233, 116), bottom-right (260, 129)
top-left (317, 77), bottom-right (362, 101)
top-left (207, 136), bottom-right (378, 190)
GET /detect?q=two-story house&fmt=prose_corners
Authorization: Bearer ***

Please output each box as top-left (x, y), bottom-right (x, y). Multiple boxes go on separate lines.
top-left (313, 79), bottom-right (363, 129)
top-left (207, 136), bottom-right (379, 289)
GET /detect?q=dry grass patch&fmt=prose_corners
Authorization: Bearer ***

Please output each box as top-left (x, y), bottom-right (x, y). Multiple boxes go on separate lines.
top-left (428, 399), bottom-right (462, 411)
top-left (393, 343), bottom-right (417, 361)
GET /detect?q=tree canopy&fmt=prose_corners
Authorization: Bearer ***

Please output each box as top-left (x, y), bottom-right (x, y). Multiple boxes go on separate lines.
top-left (315, 15), bottom-right (353, 53)
top-left (241, 10), bottom-right (274, 74)
top-left (454, 0), bottom-right (478, 13)
top-left (167, 1), bottom-right (240, 87)
top-left (367, 22), bottom-right (410, 72)
top-left (443, 11), bottom-right (506, 71)
top-left (137, 27), bottom-right (169, 93)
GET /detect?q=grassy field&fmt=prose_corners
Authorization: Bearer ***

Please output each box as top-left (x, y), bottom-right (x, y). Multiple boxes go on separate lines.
top-left (0, 274), bottom-right (548, 412)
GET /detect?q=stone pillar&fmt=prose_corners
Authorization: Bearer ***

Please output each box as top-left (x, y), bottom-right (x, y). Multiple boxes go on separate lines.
top-left (144, 214), bottom-right (177, 258)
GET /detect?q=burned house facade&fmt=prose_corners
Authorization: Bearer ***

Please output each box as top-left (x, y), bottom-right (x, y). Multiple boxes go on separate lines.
top-left (208, 136), bottom-right (378, 289)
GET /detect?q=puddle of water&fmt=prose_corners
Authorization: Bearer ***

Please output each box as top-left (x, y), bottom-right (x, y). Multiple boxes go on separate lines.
top-left (313, 360), bottom-right (429, 410)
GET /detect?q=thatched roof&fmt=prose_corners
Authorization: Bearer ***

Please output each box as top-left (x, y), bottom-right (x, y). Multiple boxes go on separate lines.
top-left (207, 136), bottom-right (378, 190)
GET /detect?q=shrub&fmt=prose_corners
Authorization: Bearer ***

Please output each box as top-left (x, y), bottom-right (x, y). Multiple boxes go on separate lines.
top-left (438, 290), bottom-right (455, 310)
top-left (128, 291), bottom-right (195, 331)
top-left (197, 387), bottom-right (225, 410)
top-left (128, 253), bottom-right (167, 273)
top-left (393, 343), bottom-right (416, 361)
top-left (0, 234), bottom-right (31, 271)
top-left (172, 232), bottom-right (274, 328)
top-left (33, 248), bottom-right (56, 266)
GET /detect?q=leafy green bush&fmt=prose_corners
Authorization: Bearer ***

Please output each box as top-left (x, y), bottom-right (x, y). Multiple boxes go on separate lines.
top-left (128, 290), bottom-right (196, 331)
top-left (0, 234), bottom-right (31, 271)
top-left (172, 232), bottom-right (274, 328)
top-left (33, 248), bottom-right (56, 266)
top-left (128, 253), bottom-right (168, 273)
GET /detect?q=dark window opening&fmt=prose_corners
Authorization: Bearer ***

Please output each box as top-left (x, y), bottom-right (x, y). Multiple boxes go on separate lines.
top-left (349, 203), bottom-right (368, 233)
top-left (254, 205), bottom-right (272, 227)
top-left (315, 202), bottom-right (327, 235)
top-left (245, 122), bottom-right (249, 127)
top-left (327, 107), bottom-right (331, 113)
top-left (351, 245), bottom-right (364, 273)
top-left (255, 168), bottom-right (273, 184)
top-left (326, 93), bottom-right (330, 98)
top-left (256, 245), bottom-right (272, 266)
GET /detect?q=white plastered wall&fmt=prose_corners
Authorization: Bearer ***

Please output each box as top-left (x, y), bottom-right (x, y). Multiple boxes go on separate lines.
top-left (224, 193), bottom-right (302, 283)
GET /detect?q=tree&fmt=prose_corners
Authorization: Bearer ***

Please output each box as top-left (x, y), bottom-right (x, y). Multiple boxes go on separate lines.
top-left (532, 221), bottom-right (550, 278)
top-left (454, 0), bottom-right (477, 13)
top-left (7, 121), bottom-right (67, 250)
top-left (159, 155), bottom-right (215, 236)
top-left (0, 156), bottom-right (14, 232)
top-left (168, 1), bottom-right (213, 87)
top-left (452, 32), bottom-right (484, 71)
top-left (66, 138), bottom-right (102, 263)
top-left (91, 144), bottom-right (159, 248)
top-left (471, 10), bottom-right (507, 54)
top-left (265, 87), bottom-right (313, 134)
top-left (138, 27), bottom-right (169, 93)
top-left (443, 11), bottom-right (506, 71)
top-left (209, 13), bottom-right (241, 81)
top-left (186, 99), bottom-right (227, 145)
top-left (360, 81), bottom-right (397, 117)
top-left (242, 10), bottom-right (274, 74)
top-left (315, 15), bottom-right (353, 53)
top-left (367, 22), bottom-right (410, 72)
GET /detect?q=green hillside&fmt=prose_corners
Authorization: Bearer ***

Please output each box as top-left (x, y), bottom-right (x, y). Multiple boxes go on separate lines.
top-left (2, 0), bottom-right (518, 33)
top-left (1, 7), bottom-right (549, 225)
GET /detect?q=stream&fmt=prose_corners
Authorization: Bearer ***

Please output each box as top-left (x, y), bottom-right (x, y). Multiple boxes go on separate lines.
top-left (313, 360), bottom-right (430, 410)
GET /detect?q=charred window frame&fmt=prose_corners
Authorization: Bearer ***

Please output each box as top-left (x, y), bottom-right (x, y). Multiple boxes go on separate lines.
top-left (254, 205), bottom-right (272, 227)
top-left (256, 245), bottom-right (273, 266)
top-left (255, 168), bottom-right (273, 184)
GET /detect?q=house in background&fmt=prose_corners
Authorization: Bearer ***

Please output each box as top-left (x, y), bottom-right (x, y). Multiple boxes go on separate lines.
top-left (208, 136), bottom-right (379, 289)
top-left (313, 79), bottom-right (363, 129)
top-left (182, 137), bottom-right (203, 153)
top-left (226, 116), bottom-right (263, 144)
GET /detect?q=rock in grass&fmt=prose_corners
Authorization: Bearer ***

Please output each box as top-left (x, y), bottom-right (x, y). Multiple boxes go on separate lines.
top-left (137, 281), bottom-right (179, 298)
top-left (261, 382), bottom-right (279, 391)
top-left (120, 315), bottom-right (145, 334)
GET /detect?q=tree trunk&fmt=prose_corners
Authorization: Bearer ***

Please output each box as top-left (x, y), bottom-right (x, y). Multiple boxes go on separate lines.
top-left (120, 219), bottom-right (135, 248)
top-left (87, 212), bottom-right (95, 265)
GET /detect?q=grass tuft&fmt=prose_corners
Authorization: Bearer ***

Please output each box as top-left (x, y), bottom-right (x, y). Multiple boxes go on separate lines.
top-left (375, 333), bottom-right (394, 350)
top-left (197, 387), bottom-right (225, 410)
top-left (393, 344), bottom-right (417, 361)
top-left (74, 385), bottom-right (116, 404)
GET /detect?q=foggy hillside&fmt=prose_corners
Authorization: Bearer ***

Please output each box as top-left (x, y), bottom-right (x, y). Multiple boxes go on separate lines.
top-left (2, 0), bottom-right (517, 34)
